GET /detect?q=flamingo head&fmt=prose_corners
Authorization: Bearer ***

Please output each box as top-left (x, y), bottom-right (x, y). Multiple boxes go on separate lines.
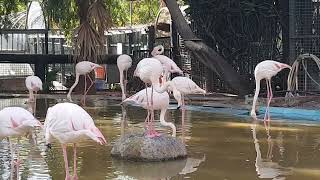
top-left (151, 45), bottom-right (164, 56)
top-left (90, 127), bottom-right (107, 145)
top-left (31, 82), bottom-right (43, 91)
top-left (23, 118), bottom-right (43, 129)
top-left (277, 63), bottom-right (292, 71)
top-left (172, 89), bottom-right (182, 109)
top-left (90, 63), bottom-right (103, 71)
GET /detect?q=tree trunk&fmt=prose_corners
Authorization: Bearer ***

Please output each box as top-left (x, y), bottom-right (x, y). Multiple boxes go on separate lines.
top-left (74, 0), bottom-right (96, 95)
top-left (163, 0), bottom-right (250, 97)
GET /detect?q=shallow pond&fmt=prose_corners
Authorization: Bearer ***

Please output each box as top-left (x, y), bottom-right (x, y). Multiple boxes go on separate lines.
top-left (1, 97), bottom-right (320, 180)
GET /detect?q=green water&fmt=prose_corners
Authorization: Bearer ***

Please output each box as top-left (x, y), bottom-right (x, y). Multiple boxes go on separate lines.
top-left (1, 98), bottom-right (320, 180)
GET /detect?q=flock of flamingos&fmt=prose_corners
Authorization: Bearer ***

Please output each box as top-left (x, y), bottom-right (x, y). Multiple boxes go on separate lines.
top-left (0, 44), bottom-right (291, 179)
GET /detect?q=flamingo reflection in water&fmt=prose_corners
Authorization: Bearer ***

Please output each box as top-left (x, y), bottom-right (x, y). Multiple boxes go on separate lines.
top-left (251, 120), bottom-right (292, 179)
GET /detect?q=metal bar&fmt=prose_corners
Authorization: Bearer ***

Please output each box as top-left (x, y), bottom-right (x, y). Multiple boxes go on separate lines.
top-left (0, 29), bottom-right (48, 34)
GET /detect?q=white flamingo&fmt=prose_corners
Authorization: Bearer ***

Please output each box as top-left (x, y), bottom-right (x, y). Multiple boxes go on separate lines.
top-left (25, 75), bottom-right (42, 102)
top-left (122, 87), bottom-right (177, 137)
top-left (117, 54), bottom-right (132, 100)
top-left (67, 61), bottom-right (102, 104)
top-left (0, 107), bottom-right (42, 173)
top-left (134, 57), bottom-right (182, 137)
top-left (251, 60), bottom-right (291, 120)
top-left (25, 75), bottom-right (43, 115)
top-left (151, 45), bottom-right (183, 82)
top-left (169, 76), bottom-right (206, 109)
top-left (44, 102), bottom-right (107, 180)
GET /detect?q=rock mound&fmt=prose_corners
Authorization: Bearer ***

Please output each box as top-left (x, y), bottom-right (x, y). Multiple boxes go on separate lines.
top-left (111, 133), bottom-right (187, 161)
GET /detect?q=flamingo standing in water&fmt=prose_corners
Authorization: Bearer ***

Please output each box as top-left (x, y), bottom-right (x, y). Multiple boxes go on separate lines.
top-left (169, 76), bottom-right (206, 109)
top-left (117, 54), bottom-right (132, 100)
top-left (25, 75), bottom-right (43, 102)
top-left (67, 61), bottom-right (102, 105)
top-left (134, 58), bottom-right (182, 137)
top-left (151, 45), bottom-right (183, 82)
top-left (122, 87), bottom-right (179, 137)
top-left (44, 102), bottom-right (107, 180)
top-left (25, 75), bottom-right (43, 115)
top-left (250, 60), bottom-right (291, 120)
top-left (0, 107), bottom-right (42, 172)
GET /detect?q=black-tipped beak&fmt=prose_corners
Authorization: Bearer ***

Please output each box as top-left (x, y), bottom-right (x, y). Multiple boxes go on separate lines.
top-left (177, 106), bottom-right (181, 110)
top-left (46, 143), bottom-right (52, 150)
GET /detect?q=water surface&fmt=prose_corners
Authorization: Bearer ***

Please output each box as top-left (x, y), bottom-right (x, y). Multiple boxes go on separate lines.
top-left (1, 98), bottom-right (320, 180)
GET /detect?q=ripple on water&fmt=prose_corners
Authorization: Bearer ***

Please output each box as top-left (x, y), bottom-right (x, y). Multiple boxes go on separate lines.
top-left (1, 98), bottom-right (320, 179)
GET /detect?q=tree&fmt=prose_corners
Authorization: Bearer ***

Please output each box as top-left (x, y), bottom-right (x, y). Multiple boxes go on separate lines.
top-left (163, 0), bottom-right (250, 96)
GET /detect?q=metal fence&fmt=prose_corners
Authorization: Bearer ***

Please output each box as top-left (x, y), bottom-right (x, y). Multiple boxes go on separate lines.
top-left (289, 0), bottom-right (320, 93)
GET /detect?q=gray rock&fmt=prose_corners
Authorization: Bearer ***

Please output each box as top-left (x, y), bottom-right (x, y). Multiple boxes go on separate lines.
top-left (111, 133), bottom-right (187, 161)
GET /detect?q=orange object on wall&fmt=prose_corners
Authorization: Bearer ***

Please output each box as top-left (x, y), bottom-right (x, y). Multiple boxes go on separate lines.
top-left (95, 65), bottom-right (106, 80)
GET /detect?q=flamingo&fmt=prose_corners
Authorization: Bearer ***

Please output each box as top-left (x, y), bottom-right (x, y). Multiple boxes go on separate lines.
top-left (44, 102), bottom-right (107, 180)
top-left (250, 60), bottom-right (291, 120)
top-left (151, 45), bottom-right (183, 83)
top-left (0, 107), bottom-right (42, 172)
top-left (67, 61), bottom-right (102, 104)
top-left (117, 54), bottom-right (132, 100)
top-left (134, 58), bottom-right (182, 137)
top-left (25, 75), bottom-right (42, 114)
top-left (169, 76), bottom-right (206, 110)
top-left (122, 87), bottom-right (177, 137)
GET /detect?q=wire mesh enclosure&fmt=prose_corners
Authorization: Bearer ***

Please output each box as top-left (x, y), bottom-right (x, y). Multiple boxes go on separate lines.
top-left (288, 0), bottom-right (320, 93)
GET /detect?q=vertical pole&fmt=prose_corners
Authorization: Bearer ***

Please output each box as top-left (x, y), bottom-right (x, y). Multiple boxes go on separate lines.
top-left (147, 26), bottom-right (155, 55)
top-left (130, 0), bottom-right (133, 27)
top-left (128, 33), bottom-right (133, 55)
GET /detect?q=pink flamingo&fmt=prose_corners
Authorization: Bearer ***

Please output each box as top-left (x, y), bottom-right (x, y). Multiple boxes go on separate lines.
top-left (44, 102), bottom-right (107, 180)
top-left (0, 107), bottom-right (42, 172)
top-left (117, 54), bottom-right (132, 100)
top-left (67, 61), bottom-right (102, 104)
top-left (122, 87), bottom-right (178, 137)
top-left (251, 60), bottom-right (291, 120)
top-left (25, 75), bottom-right (43, 102)
top-left (134, 58), bottom-right (182, 137)
top-left (151, 45), bottom-right (183, 83)
top-left (169, 76), bottom-right (206, 110)
top-left (25, 75), bottom-right (43, 115)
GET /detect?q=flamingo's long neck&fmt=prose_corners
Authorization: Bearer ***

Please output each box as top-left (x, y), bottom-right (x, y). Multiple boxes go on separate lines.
top-left (119, 70), bottom-right (126, 100)
top-left (154, 81), bottom-right (182, 107)
top-left (159, 108), bottom-right (176, 137)
top-left (67, 73), bottom-right (80, 101)
top-left (153, 81), bottom-right (175, 93)
top-left (251, 78), bottom-right (261, 117)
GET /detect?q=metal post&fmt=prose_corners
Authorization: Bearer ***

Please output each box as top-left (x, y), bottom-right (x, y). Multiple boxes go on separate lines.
top-left (45, 32), bottom-right (49, 54)
top-left (147, 26), bottom-right (155, 55)
top-left (130, 0), bottom-right (133, 27)
top-left (35, 61), bottom-right (46, 83)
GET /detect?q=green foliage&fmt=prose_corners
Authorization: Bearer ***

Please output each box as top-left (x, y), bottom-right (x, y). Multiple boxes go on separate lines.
top-left (1, 0), bottom-right (160, 28)
top-left (0, 0), bottom-right (28, 28)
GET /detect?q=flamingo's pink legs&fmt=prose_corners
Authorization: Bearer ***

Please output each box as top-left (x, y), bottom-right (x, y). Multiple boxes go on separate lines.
top-left (147, 86), bottom-right (160, 137)
top-left (181, 108), bottom-right (186, 143)
top-left (73, 144), bottom-right (78, 180)
top-left (82, 74), bottom-right (94, 106)
top-left (124, 70), bottom-right (128, 96)
top-left (62, 144), bottom-right (71, 180)
top-left (144, 85), bottom-right (152, 132)
top-left (264, 79), bottom-right (273, 122)
top-left (80, 75), bottom-right (87, 106)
